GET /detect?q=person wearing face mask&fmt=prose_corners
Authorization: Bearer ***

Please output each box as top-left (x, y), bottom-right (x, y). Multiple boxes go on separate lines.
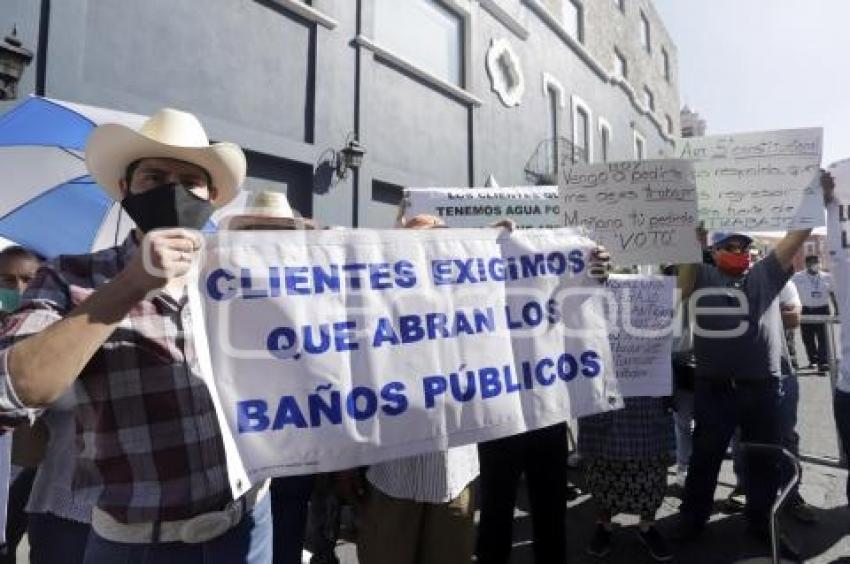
top-left (792, 256), bottom-right (836, 373)
top-left (0, 246), bottom-right (41, 564)
top-left (0, 246), bottom-right (94, 564)
top-left (0, 246), bottom-right (39, 315)
top-left (0, 108), bottom-right (274, 563)
top-left (672, 171), bottom-right (834, 562)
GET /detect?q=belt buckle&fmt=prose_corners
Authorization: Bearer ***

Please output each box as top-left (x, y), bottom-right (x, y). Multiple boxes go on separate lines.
top-left (179, 510), bottom-right (233, 544)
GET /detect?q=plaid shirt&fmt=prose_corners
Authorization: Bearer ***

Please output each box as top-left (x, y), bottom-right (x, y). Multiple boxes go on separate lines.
top-left (0, 236), bottom-right (231, 523)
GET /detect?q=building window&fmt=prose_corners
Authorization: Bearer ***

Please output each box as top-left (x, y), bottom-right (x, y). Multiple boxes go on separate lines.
top-left (561, 0), bottom-right (584, 43)
top-left (665, 114), bottom-right (673, 135)
top-left (571, 95), bottom-right (593, 163)
top-left (374, 0), bottom-right (464, 86)
top-left (640, 11), bottom-right (651, 53)
top-left (574, 107), bottom-right (589, 162)
top-left (662, 47), bottom-right (671, 82)
top-left (613, 48), bottom-right (627, 79)
top-left (643, 86), bottom-right (655, 112)
top-left (634, 131), bottom-right (646, 160)
top-left (599, 119), bottom-right (612, 163)
top-left (614, 0), bottom-right (625, 13)
top-left (547, 86), bottom-right (560, 171)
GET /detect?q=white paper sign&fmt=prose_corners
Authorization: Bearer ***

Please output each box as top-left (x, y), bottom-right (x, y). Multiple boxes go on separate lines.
top-left (559, 159), bottom-right (702, 265)
top-left (189, 229), bottom-right (622, 494)
top-left (825, 159), bottom-right (850, 392)
top-left (677, 128), bottom-right (824, 230)
top-left (405, 186), bottom-right (561, 228)
top-left (606, 275), bottom-right (674, 397)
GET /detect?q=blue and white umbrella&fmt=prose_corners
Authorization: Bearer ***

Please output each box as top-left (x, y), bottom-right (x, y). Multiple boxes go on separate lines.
top-left (0, 96), bottom-right (150, 258)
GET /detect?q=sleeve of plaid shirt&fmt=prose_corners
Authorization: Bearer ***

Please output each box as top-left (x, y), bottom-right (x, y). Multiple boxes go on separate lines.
top-left (0, 263), bottom-right (72, 425)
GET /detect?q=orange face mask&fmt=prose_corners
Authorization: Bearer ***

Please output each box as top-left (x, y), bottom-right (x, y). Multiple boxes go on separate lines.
top-left (715, 252), bottom-right (750, 276)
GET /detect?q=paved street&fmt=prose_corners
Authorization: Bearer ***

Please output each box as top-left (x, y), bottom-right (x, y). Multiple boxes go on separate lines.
top-left (328, 363), bottom-right (850, 563)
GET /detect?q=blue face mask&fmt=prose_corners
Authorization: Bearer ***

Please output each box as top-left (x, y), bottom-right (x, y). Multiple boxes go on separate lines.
top-left (0, 288), bottom-right (20, 313)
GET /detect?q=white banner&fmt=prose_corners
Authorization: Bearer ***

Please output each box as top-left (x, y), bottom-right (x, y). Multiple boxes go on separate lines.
top-left (606, 275), bottom-right (674, 398)
top-left (826, 159), bottom-right (850, 392)
top-left (677, 128), bottom-right (824, 230)
top-left (189, 229), bottom-right (621, 495)
top-left (560, 159), bottom-right (702, 265)
top-left (404, 186), bottom-right (561, 228)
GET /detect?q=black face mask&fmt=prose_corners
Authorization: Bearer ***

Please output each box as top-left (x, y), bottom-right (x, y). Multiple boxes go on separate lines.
top-left (121, 183), bottom-right (214, 232)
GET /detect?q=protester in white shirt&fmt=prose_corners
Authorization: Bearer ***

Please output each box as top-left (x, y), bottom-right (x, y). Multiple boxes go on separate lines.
top-left (346, 214), bottom-right (480, 564)
top-left (792, 256), bottom-right (835, 371)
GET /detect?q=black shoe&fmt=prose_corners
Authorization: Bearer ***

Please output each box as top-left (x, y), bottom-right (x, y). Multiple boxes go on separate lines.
top-left (637, 526), bottom-right (674, 562)
top-left (747, 525), bottom-right (802, 562)
top-left (586, 524), bottom-right (613, 557)
top-left (819, 365), bottom-right (830, 373)
top-left (719, 487), bottom-right (745, 513)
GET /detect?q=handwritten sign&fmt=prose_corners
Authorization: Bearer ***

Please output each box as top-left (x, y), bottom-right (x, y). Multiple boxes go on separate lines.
top-left (189, 228), bottom-right (621, 493)
top-left (605, 275), bottom-right (674, 397)
top-left (405, 186), bottom-right (561, 228)
top-left (677, 128), bottom-right (824, 230)
top-left (559, 159), bottom-right (701, 265)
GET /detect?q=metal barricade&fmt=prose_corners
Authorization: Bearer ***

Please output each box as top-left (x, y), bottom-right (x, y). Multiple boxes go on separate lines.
top-left (738, 443), bottom-right (801, 564)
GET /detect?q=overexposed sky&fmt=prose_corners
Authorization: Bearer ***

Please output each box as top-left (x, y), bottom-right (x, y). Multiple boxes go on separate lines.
top-left (653, 0), bottom-right (850, 167)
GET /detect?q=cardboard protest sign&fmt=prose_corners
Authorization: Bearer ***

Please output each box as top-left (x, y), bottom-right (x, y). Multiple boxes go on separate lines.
top-left (559, 159), bottom-right (702, 265)
top-left (677, 128), bottom-right (824, 230)
top-left (189, 228), bottom-right (621, 494)
top-left (605, 275), bottom-right (675, 397)
top-left (404, 186), bottom-right (561, 228)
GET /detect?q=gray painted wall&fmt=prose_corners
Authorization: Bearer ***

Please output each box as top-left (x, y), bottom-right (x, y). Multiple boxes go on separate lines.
top-left (0, 0), bottom-right (680, 230)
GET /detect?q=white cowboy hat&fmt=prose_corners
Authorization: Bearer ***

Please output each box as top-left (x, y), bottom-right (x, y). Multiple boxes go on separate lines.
top-left (85, 108), bottom-right (246, 207)
top-left (223, 190), bottom-right (316, 230)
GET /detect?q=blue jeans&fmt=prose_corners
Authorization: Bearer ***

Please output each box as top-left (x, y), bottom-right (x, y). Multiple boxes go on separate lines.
top-left (682, 379), bottom-right (780, 530)
top-left (834, 389), bottom-right (850, 503)
top-left (28, 513), bottom-right (91, 564)
top-left (270, 475), bottom-right (315, 564)
top-left (83, 495), bottom-right (272, 564)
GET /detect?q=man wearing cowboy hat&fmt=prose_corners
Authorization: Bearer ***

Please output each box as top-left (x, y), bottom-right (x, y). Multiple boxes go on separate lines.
top-left (0, 108), bottom-right (273, 563)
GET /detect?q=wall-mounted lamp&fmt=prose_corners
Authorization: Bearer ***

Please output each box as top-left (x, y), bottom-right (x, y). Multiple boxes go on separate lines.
top-left (0, 27), bottom-right (33, 100)
top-left (335, 136), bottom-right (366, 179)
